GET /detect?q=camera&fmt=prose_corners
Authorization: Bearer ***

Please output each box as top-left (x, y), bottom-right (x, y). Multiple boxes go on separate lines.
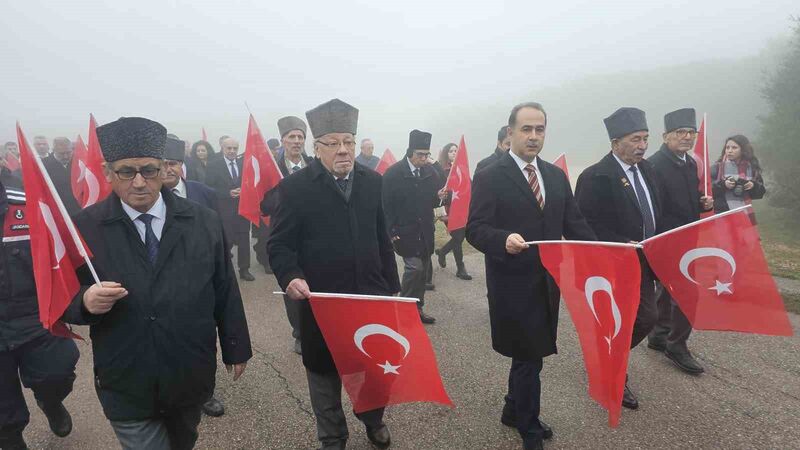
top-left (728, 176), bottom-right (749, 197)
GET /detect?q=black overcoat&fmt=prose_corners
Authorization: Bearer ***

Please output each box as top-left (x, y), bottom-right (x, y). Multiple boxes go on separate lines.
top-left (381, 159), bottom-right (442, 258)
top-left (647, 144), bottom-right (704, 232)
top-left (61, 189), bottom-right (252, 421)
top-left (466, 152), bottom-right (595, 360)
top-left (41, 155), bottom-right (81, 217)
top-left (268, 159), bottom-right (401, 373)
top-left (205, 156), bottom-right (250, 234)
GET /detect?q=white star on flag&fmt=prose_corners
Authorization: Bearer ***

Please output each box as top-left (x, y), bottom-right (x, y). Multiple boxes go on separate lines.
top-left (709, 280), bottom-right (733, 295)
top-left (377, 361), bottom-right (401, 375)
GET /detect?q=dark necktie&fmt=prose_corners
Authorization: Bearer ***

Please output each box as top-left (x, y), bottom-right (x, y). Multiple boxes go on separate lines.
top-left (628, 166), bottom-right (655, 239)
top-left (524, 164), bottom-right (545, 209)
top-left (413, 168), bottom-right (420, 178)
top-left (229, 161), bottom-right (239, 180)
top-left (291, 165), bottom-right (300, 174)
top-left (137, 213), bottom-right (159, 265)
top-left (335, 177), bottom-right (348, 192)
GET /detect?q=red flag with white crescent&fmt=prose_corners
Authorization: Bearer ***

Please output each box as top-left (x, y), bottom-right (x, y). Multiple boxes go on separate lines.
top-left (538, 241), bottom-right (641, 427)
top-left (309, 292), bottom-right (453, 413)
top-left (17, 123), bottom-right (89, 339)
top-left (443, 136), bottom-right (471, 232)
top-left (82, 114), bottom-right (112, 208)
top-left (375, 148), bottom-right (397, 175)
top-left (238, 114), bottom-right (283, 226)
top-left (70, 135), bottom-right (89, 204)
top-left (642, 206), bottom-right (792, 336)
top-left (553, 153), bottom-right (570, 184)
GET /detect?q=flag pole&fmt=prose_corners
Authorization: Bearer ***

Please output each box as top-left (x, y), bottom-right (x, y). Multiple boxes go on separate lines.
top-left (24, 130), bottom-right (102, 286)
top-left (703, 113), bottom-right (708, 197)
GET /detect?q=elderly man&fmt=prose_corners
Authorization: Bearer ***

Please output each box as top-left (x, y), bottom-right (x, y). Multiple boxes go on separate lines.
top-left (476, 125), bottom-right (511, 173)
top-left (206, 137), bottom-right (255, 281)
top-left (575, 107), bottom-right (661, 410)
top-left (647, 108), bottom-right (713, 375)
top-left (269, 99), bottom-right (400, 450)
top-left (61, 117), bottom-right (252, 450)
top-left (33, 136), bottom-right (50, 158)
top-left (382, 130), bottom-right (442, 325)
top-left (466, 102), bottom-right (596, 450)
top-left (355, 138), bottom-right (380, 170)
top-left (41, 137), bottom-right (81, 216)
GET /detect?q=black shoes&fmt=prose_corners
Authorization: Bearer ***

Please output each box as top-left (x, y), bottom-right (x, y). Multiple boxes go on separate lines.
top-left (456, 265), bottom-right (472, 280)
top-left (435, 249), bottom-right (446, 268)
top-left (366, 424), bottom-right (391, 449)
top-left (500, 404), bottom-right (553, 440)
top-left (37, 400), bottom-right (72, 438)
top-left (647, 338), bottom-right (666, 352)
top-left (239, 269), bottom-right (255, 281)
top-left (666, 350), bottom-right (705, 374)
top-left (622, 380), bottom-right (639, 410)
top-left (202, 397), bottom-right (225, 417)
top-left (419, 311), bottom-right (436, 324)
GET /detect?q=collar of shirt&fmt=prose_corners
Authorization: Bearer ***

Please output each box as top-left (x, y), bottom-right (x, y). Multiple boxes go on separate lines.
top-left (172, 178), bottom-right (187, 198)
top-left (406, 157), bottom-right (420, 175)
top-left (286, 157), bottom-right (305, 172)
top-left (121, 193), bottom-right (167, 241)
top-left (332, 170), bottom-right (352, 181)
top-left (612, 153), bottom-right (637, 173)
top-left (509, 151), bottom-right (546, 201)
top-left (676, 152), bottom-right (686, 162)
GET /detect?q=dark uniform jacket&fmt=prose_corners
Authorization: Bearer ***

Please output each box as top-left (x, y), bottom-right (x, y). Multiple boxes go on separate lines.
top-left (647, 144), bottom-right (705, 232)
top-left (61, 189), bottom-right (252, 421)
top-left (466, 152), bottom-right (595, 360)
top-left (41, 155), bottom-right (81, 217)
top-left (268, 159), bottom-right (401, 373)
top-left (575, 152), bottom-right (662, 243)
top-left (1, 174), bottom-right (49, 351)
top-left (205, 155), bottom-right (250, 235)
top-left (475, 147), bottom-right (505, 173)
top-left (382, 159), bottom-right (443, 258)
top-left (185, 179), bottom-right (218, 212)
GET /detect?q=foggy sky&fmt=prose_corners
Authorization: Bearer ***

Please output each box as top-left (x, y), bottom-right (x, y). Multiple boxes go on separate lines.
top-left (1, 0), bottom-right (795, 162)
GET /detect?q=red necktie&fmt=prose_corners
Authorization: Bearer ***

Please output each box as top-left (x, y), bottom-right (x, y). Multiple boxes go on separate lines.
top-left (525, 164), bottom-right (544, 209)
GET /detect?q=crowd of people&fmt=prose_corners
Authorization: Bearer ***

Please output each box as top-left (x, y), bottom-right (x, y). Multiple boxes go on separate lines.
top-left (0, 100), bottom-right (768, 450)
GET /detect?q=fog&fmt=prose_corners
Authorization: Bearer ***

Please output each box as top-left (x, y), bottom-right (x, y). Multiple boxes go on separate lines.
top-left (1, 0), bottom-right (796, 164)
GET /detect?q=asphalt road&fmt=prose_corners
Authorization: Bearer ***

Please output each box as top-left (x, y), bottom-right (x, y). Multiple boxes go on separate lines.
top-left (22, 252), bottom-right (800, 449)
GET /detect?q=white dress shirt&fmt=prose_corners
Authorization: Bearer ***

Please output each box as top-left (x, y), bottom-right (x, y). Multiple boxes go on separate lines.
top-left (121, 193), bottom-right (167, 242)
top-left (285, 157), bottom-right (306, 173)
top-left (171, 178), bottom-right (187, 198)
top-left (509, 151), bottom-right (546, 203)
top-left (406, 157), bottom-right (420, 176)
top-left (226, 157), bottom-right (239, 178)
top-left (612, 153), bottom-right (656, 229)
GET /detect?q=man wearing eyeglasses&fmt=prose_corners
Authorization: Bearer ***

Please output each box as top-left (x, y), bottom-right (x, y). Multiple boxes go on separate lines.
top-left (646, 108), bottom-right (713, 375)
top-left (206, 137), bottom-right (256, 281)
top-left (382, 130), bottom-right (443, 325)
top-left (268, 99), bottom-right (400, 449)
top-left (60, 117), bottom-right (252, 450)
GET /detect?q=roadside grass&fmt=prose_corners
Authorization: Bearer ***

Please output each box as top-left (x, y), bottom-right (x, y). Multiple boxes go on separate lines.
top-left (754, 202), bottom-right (800, 281)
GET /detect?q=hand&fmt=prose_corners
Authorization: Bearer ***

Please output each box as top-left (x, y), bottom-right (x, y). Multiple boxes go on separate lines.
top-left (724, 178), bottom-right (736, 189)
top-left (225, 362), bottom-right (247, 381)
top-left (286, 278), bottom-right (311, 300)
top-left (391, 235), bottom-right (400, 242)
top-left (83, 281), bottom-right (128, 314)
top-left (230, 188), bottom-right (241, 198)
top-left (505, 233), bottom-right (529, 255)
top-left (437, 188), bottom-right (448, 200)
top-left (744, 181), bottom-right (754, 191)
top-left (700, 196), bottom-right (714, 211)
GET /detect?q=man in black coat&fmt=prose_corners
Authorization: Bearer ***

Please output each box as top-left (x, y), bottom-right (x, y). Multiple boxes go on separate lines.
top-left (646, 108), bottom-right (713, 374)
top-left (466, 102), bottom-right (596, 450)
top-left (60, 117), bottom-right (252, 450)
top-left (1, 174), bottom-right (79, 450)
top-left (41, 137), bottom-right (81, 216)
top-left (575, 107), bottom-right (661, 410)
top-left (382, 130), bottom-right (442, 324)
top-left (205, 137), bottom-right (255, 281)
top-left (475, 125), bottom-right (511, 173)
top-left (268, 99), bottom-right (400, 450)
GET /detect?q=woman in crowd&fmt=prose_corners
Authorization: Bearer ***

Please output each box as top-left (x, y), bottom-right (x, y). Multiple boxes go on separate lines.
top-left (434, 142), bottom-right (472, 280)
top-left (186, 140), bottom-right (216, 183)
top-left (710, 134), bottom-right (766, 222)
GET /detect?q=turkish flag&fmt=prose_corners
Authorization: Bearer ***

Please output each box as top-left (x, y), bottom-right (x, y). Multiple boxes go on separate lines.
top-left (201, 127), bottom-right (208, 142)
top-left (691, 115), bottom-right (712, 198)
top-left (552, 153), bottom-right (570, 184)
top-left (642, 206), bottom-right (792, 336)
top-left (70, 135), bottom-right (88, 204)
top-left (17, 123), bottom-right (89, 339)
top-left (375, 148), bottom-right (397, 175)
top-left (443, 136), bottom-right (471, 232)
top-left (238, 114), bottom-right (283, 226)
top-left (5, 152), bottom-right (21, 172)
top-left (82, 114), bottom-right (112, 208)
top-left (309, 293), bottom-right (453, 413)
top-left (539, 241), bottom-right (641, 427)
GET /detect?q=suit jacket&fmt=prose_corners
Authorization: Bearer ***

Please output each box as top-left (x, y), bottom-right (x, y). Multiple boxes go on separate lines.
top-left (41, 155), bottom-right (81, 217)
top-left (466, 152), bottom-right (595, 360)
top-left (382, 159), bottom-right (443, 258)
top-left (61, 189), bottom-right (252, 420)
top-left (575, 152), bottom-right (662, 243)
top-left (185, 179), bottom-right (218, 212)
top-left (647, 144), bottom-right (705, 232)
top-left (205, 156), bottom-right (249, 234)
top-left (475, 147), bottom-right (505, 173)
top-left (268, 159), bottom-right (401, 373)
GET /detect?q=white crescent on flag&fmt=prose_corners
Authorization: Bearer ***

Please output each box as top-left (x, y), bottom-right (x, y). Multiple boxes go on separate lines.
top-left (679, 247), bottom-right (736, 295)
top-left (251, 156), bottom-right (261, 187)
top-left (81, 161), bottom-right (100, 207)
top-left (39, 201), bottom-right (65, 268)
top-left (354, 324), bottom-right (410, 375)
top-left (584, 276), bottom-right (622, 354)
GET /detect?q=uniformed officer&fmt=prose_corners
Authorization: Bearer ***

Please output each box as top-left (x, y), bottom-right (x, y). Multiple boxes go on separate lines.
top-left (0, 170), bottom-right (79, 450)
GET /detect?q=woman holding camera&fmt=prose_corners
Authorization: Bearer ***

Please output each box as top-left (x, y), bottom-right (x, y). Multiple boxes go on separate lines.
top-left (710, 135), bottom-right (766, 220)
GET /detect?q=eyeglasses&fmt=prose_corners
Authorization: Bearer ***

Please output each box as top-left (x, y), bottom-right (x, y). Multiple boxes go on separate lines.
top-left (673, 129), bottom-right (698, 138)
top-left (114, 166), bottom-right (161, 180)
top-left (316, 140), bottom-right (356, 151)
top-left (413, 152), bottom-right (431, 158)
